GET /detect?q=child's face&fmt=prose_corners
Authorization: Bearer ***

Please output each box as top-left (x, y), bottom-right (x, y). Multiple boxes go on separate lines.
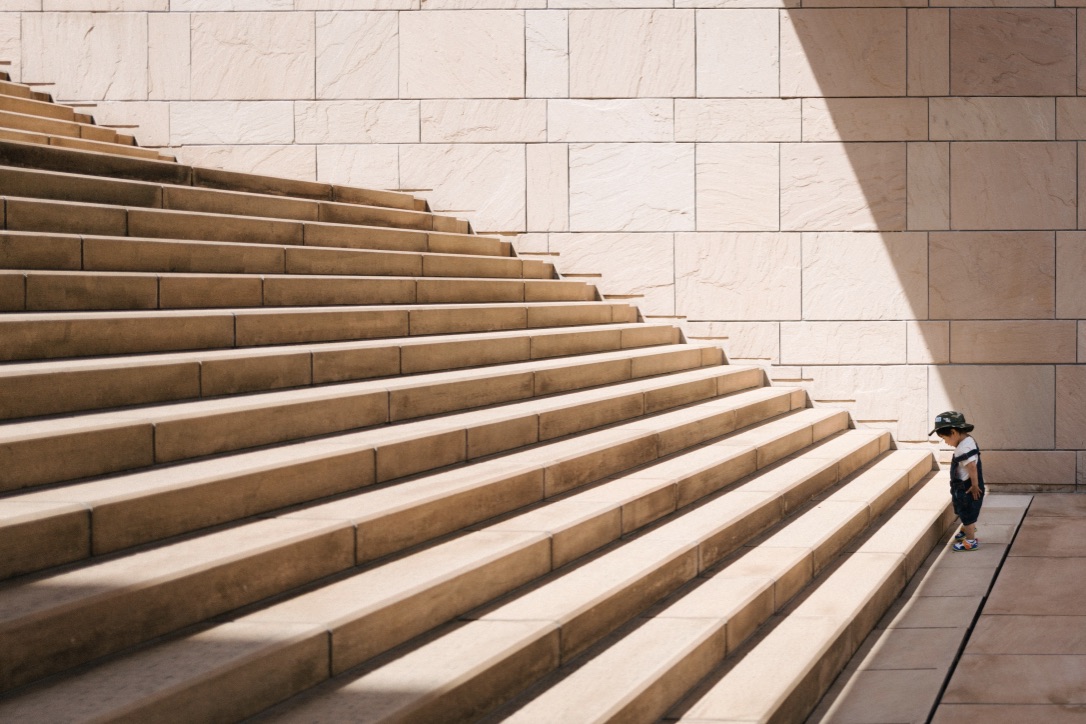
top-left (937, 429), bottom-right (964, 446)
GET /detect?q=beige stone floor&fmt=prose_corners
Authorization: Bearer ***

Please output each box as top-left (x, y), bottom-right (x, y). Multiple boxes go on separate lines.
top-left (808, 493), bottom-right (1036, 723)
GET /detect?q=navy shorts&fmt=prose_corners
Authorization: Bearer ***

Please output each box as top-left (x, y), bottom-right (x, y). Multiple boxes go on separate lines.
top-left (951, 484), bottom-right (984, 526)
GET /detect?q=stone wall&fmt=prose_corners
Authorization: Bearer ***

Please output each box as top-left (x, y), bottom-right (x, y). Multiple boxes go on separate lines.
top-left (3, 2), bottom-right (1084, 490)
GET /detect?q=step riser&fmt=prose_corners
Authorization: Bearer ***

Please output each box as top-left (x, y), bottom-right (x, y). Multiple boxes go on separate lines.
top-left (0, 303), bottom-right (633, 362)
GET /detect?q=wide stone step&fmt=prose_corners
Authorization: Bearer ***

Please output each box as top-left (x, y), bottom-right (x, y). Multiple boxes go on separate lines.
top-left (0, 231), bottom-right (554, 279)
top-left (0, 109), bottom-right (120, 144)
top-left (0, 409), bottom-right (860, 716)
top-left (0, 300), bottom-right (631, 361)
top-left (0, 344), bottom-right (727, 491)
top-left (669, 473), bottom-right (953, 724)
top-left (0, 79), bottom-right (45, 101)
top-left (0, 127), bottom-right (167, 160)
top-left (495, 450), bottom-right (933, 724)
top-left (0, 365), bottom-right (766, 579)
top-left (236, 431), bottom-right (895, 723)
top-left (1, 197), bottom-right (506, 256)
top-left (0, 94), bottom-right (76, 122)
top-left (0, 139), bottom-right (422, 211)
top-left (0, 270), bottom-right (595, 312)
top-left (0, 322), bottom-right (674, 420)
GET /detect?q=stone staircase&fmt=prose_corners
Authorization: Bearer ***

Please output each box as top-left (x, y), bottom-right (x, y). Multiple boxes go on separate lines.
top-left (0, 73), bottom-right (955, 723)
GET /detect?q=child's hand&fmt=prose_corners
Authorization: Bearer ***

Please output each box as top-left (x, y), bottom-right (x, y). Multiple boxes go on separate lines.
top-left (969, 484), bottom-right (981, 500)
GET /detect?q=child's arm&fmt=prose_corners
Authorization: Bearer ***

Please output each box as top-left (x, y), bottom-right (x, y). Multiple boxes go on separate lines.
top-left (964, 460), bottom-right (981, 500)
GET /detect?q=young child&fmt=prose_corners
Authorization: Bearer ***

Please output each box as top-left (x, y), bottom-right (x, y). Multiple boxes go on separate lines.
top-left (930, 411), bottom-right (984, 551)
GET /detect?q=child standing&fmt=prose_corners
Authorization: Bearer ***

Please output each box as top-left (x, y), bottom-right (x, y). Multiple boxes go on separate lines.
top-left (930, 411), bottom-right (984, 551)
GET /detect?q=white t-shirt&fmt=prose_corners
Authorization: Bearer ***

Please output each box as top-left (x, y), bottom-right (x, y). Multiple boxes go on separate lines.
top-left (953, 436), bottom-right (979, 482)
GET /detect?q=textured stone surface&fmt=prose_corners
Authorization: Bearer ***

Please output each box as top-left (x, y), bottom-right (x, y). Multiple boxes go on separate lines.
top-left (982, 451), bottom-right (1076, 487)
top-left (674, 232), bottom-right (800, 320)
top-left (400, 11), bottom-right (524, 98)
top-left (148, 12), bottom-right (190, 100)
top-left (951, 143), bottom-right (1076, 230)
top-left (526, 10), bottom-right (568, 98)
top-left (674, 99), bottom-right (800, 142)
top-left (1056, 99), bottom-right (1086, 140)
top-left (950, 321), bottom-right (1076, 363)
top-left (527, 144), bottom-right (569, 232)
top-left (696, 10), bottom-right (777, 97)
top-left (171, 102), bottom-right (295, 145)
top-left (696, 144), bottom-right (779, 231)
top-left (805, 365), bottom-right (927, 440)
top-left (802, 99), bottom-right (926, 142)
top-left (907, 143), bottom-right (950, 231)
top-left (191, 12), bottom-right (314, 100)
top-left (91, 102), bottom-right (171, 147)
top-left (950, 9), bottom-right (1076, 96)
top-left (569, 10), bottom-right (694, 98)
top-left (780, 322), bottom-right (907, 365)
top-left (569, 144), bottom-right (694, 232)
top-left (23, 12), bottom-right (148, 100)
top-left (1056, 233), bottom-right (1086, 318)
top-left (296, 101), bottom-right (419, 144)
top-left (802, 232), bottom-right (927, 320)
top-left (684, 321), bottom-right (780, 364)
top-left (781, 10), bottom-right (906, 97)
top-left (422, 100), bottom-right (545, 143)
top-left (1056, 366), bottom-right (1086, 449)
top-left (315, 145), bottom-right (399, 189)
top-left (931, 98), bottom-right (1054, 141)
top-left (177, 145), bottom-right (318, 182)
top-left (400, 144), bottom-right (525, 231)
top-left (908, 321), bottom-right (950, 364)
top-left (781, 143), bottom-right (906, 231)
top-left (929, 232), bottom-right (1055, 319)
top-left (929, 365), bottom-right (1054, 449)
top-left (550, 233), bottom-right (673, 315)
top-left (548, 100), bottom-right (671, 142)
top-left (908, 9), bottom-right (949, 96)
top-left (315, 11), bottom-right (397, 99)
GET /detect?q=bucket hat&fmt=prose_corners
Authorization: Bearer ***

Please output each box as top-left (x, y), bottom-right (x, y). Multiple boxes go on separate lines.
top-left (929, 410), bottom-right (974, 436)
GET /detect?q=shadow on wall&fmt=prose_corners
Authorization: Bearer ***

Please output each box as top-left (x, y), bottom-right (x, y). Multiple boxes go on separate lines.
top-left (784, 7), bottom-right (1082, 490)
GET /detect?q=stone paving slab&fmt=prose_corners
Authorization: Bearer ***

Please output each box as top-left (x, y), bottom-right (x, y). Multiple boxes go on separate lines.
top-left (808, 493), bottom-right (1033, 724)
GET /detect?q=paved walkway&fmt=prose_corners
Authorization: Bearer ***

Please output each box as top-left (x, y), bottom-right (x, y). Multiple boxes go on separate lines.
top-left (808, 493), bottom-right (1033, 723)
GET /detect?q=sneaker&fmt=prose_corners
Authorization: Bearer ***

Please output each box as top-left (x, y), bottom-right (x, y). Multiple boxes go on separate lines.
top-left (953, 538), bottom-right (980, 552)
top-left (954, 527), bottom-right (978, 541)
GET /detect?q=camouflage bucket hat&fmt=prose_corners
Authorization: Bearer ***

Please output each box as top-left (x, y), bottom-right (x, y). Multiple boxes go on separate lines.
top-left (929, 410), bottom-right (974, 436)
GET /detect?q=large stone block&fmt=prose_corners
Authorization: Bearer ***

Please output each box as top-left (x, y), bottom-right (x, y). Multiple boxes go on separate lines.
top-left (550, 233), bottom-right (674, 315)
top-left (982, 451), bottom-right (1075, 488)
top-left (175, 0), bottom-right (290, 8)
top-left (908, 321), bottom-right (950, 364)
top-left (296, 101), bottom-right (419, 144)
top-left (805, 365), bottom-right (927, 441)
top-left (22, 12), bottom-right (147, 100)
top-left (190, 12), bottom-right (314, 100)
top-left (0, 13), bottom-right (18, 81)
top-left (674, 99), bottom-right (800, 142)
top-left (950, 321), bottom-right (1076, 363)
top-left (950, 9), bottom-right (1076, 96)
top-left (675, 232), bottom-right (800, 320)
top-left (780, 143), bottom-right (906, 231)
top-left (315, 144), bottom-right (399, 189)
top-left (1057, 366), bottom-right (1086, 448)
top-left (950, 142), bottom-right (1076, 230)
top-left (802, 98), bottom-right (926, 142)
top-left (780, 322), bottom-right (907, 365)
top-left (695, 143), bottom-right (779, 231)
top-left (148, 12), bottom-right (190, 100)
top-left (931, 98), bottom-right (1055, 141)
top-left (526, 10), bottom-right (568, 98)
top-left (297, 0), bottom-right (416, 8)
top-left (171, 102), bottom-right (295, 145)
top-left (696, 10), bottom-right (777, 97)
top-left (527, 144), bottom-right (569, 231)
top-left (802, 232), bottom-right (927, 320)
top-left (548, 100), bottom-right (672, 142)
top-left (315, 11), bottom-right (397, 99)
top-left (90, 102), bottom-right (171, 147)
top-left (1056, 98), bottom-right (1086, 140)
top-left (781, 10), bottom-right (906, 97)
top-left (42, 0), bottom-right (165, 8)
top-left (400, 144), bottom-right (525, 232)
top-left (400, 11), bottom-right (524, 99)
top-left (907, 142), bottom-right (950, 230)
top-left (1056, 233), bottom-right (1086, 318)
top-left (569, 143), bottom-right (694, 232)
top-left (929, 232), bottom-right (1055, 319)
top-left (677, 0), bottom-right (796, 7)
top-left (908, 9), bottom-right (948, 96)
top-left (177, 145), bottom-right (318, 182)
top-left (929, 364), bottom-right (1054, 449)
top-left (569, 10), bottom-right (695, 98)
top-left (683, 321), bottom-right (780, 364)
